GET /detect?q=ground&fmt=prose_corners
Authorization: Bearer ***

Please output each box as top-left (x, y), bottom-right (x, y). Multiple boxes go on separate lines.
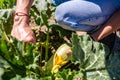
top-left (29, 17), bottom-right (120, 53)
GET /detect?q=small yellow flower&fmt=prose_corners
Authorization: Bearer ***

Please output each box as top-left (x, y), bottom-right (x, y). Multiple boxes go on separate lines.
top-left (51, 44), bottom-right (72, 73)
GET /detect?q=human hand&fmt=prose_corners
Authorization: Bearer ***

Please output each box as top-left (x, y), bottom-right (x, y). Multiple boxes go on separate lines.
top-left (11, 13), bottom-right (36, 44)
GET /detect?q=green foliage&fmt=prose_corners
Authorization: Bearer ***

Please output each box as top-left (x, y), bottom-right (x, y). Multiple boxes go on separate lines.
top-left (71, 34), bottom-right (110, 80)
top-left (0, 0), bottom-right (15, 9)
top-left (55, 69), bottom-right (77, 80)
top-left (70, 33), bottom-right (120, 80)
top-left (0, 34), bottom-right (54, 80)
top-left (0, 0), bottom-right (15, 34)
top-left (0, 0), bottom-right (120, 80)
top-left (0, 9), bottom-right (14, 34)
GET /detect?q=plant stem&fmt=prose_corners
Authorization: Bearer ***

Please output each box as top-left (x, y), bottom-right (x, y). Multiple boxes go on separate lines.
top-left (40, 44), bottom-right (42, 66)
top-left (0, 22), bottom-right (9, 42)
top-left (45, 28), bottom-right (49, 62)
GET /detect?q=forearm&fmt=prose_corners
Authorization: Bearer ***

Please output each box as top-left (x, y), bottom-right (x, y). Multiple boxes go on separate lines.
top-left (16, 0), bottom-right (34, 14)
top-left (91, 10), bottom-right (120, 41)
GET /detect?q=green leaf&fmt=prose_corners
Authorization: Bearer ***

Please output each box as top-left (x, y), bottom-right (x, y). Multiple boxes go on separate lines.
top-left (10, 75), bottom-right (22, 80)
top-left (40, 76), bottom-right (52, 80)
top-left (0, 9), bottom-right (14, 34)
top-left (40, 11), bottom-right (49, 26)
top-left (0, 8), bottom-right (14, 21)
top-left (86, 70), bottom-right (111, 80)
top-left (71, 33), bottom-right (112, 79)
top-left (50, 24), bottom-right (72, 38)
top-left (0, 68), bottom-right (4, 80)
top-left (47, 0), bottom-right (53, 4)
top-left (55, 69), bottom-right (77, 80)
top-left (71, 33), bottom-right (85, 65)
top-left (35, 16), bottom-right (41, 25)
top-left (0, 55), bottom-right (16, 80)
top-left (0, 40), bottom-right (8, 53)
top-left (0, 0), bottom-right (15, 9)
top-left (73, 71), bottom-right (84, 80)
top-left (34, 0), bottom-right (48, 11)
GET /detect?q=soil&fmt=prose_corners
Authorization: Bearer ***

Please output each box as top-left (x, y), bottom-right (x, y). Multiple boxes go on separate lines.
top-left (29, 17), bottom-right (120, 53)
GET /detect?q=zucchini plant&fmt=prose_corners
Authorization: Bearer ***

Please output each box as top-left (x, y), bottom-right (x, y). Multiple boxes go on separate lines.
top-left (0, 0), bottom-right (120, 80)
